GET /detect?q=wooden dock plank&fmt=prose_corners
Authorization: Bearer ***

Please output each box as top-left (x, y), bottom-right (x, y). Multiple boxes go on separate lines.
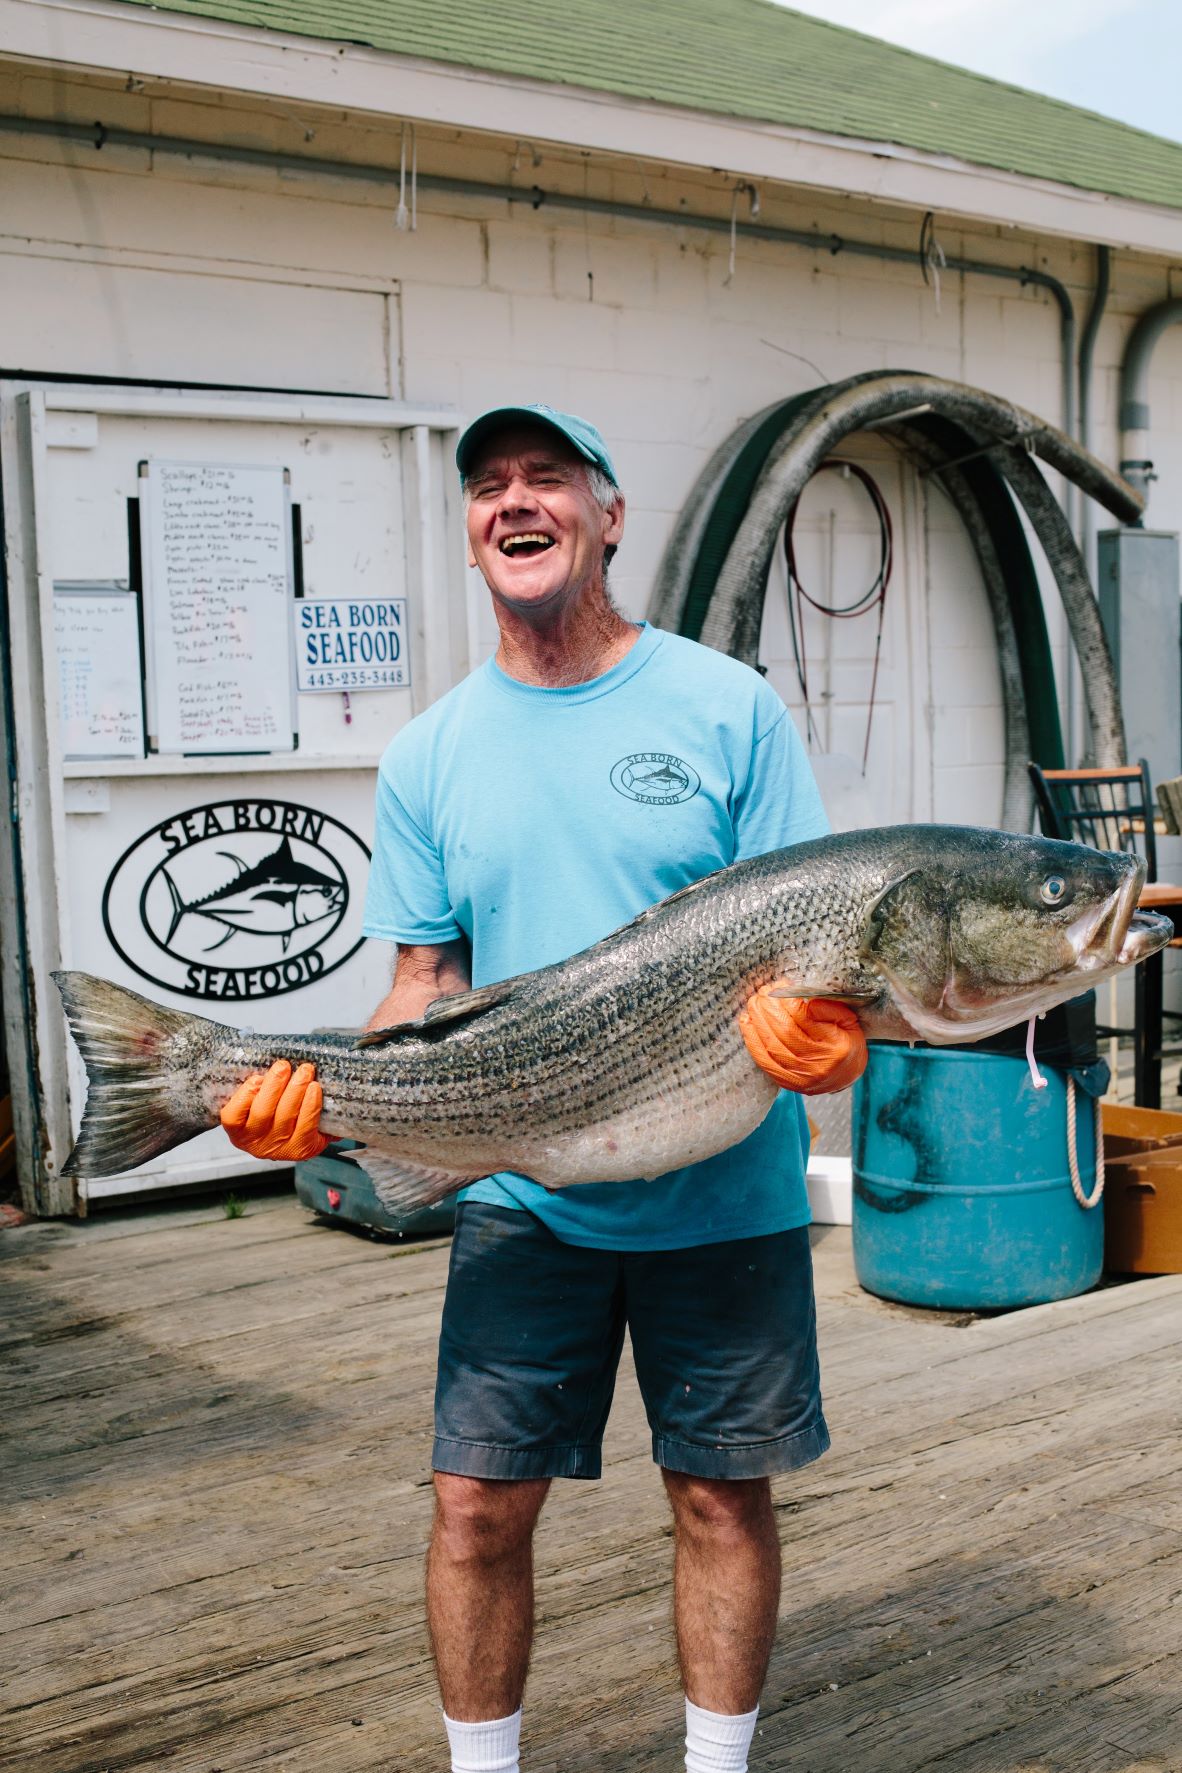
top-left (1, 1197), bottom-right (1179, 1773)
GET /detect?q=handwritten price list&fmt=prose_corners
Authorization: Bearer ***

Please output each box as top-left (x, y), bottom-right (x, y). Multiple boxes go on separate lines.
top-left (144, 462), bottom-right (294, 753)
top-left (53, 592), bottom-right (144, 759)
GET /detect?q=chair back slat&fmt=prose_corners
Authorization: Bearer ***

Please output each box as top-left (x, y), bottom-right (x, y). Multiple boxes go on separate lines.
top-left (1028, 759), bottom-right (1158, 882)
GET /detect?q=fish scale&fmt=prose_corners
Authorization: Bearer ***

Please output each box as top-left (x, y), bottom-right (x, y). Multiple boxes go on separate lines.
top-left (55, 825), bottom-right (1170, 1218)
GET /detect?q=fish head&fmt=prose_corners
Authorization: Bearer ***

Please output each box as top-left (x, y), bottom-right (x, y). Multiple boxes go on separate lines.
top-left (294, 882), bottom-right (345, 926)
top-left (862, 829), bottom-right (1172, 1044)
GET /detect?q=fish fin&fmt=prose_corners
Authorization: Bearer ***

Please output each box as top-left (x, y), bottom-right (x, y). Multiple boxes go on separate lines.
top-left (163, 869), bottom-right (187, 947)
top-left (859, 869), bottom-right (922, 956)
top-left (627, 869), bottom-right (723, 927)
top-left (343, 1147), bottom-right (479, 1217)
top-left (420, 981), bottom-right (515, 1027)
top-left (355, 979), bottom-right (518, 1048)
top-left (203, 922), bottom-right (238, 953)
top-left (215, 851), bottom-right (250, 877)
top-left (53, 972), bottom-right (216, 1178)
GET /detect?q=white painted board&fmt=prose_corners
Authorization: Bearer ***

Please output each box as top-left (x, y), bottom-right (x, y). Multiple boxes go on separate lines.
top-left (53, 586), bottom-right (145, 760)
top-left (140, 459), bottom-right (296, 754)
top-left (295, 597), bottom-right (411, 693)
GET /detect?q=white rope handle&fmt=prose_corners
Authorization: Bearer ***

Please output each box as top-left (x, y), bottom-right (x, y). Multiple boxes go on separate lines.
top-left (1066, 1075), bottom-right (1105, 1209)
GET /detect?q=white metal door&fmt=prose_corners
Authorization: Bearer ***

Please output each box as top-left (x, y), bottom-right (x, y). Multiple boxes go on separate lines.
top-left (759, 441), bottom-right (1005, 831)
top-left (0, 382), bottom-right (463, 1211)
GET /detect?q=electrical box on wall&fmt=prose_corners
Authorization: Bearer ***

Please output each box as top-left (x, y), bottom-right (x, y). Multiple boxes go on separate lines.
top-left (1097, 528), bottom-right (1181, 787)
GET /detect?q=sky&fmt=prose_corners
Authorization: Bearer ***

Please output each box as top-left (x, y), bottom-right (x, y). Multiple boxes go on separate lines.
top-left (778, 0), bottom-right (1182, 144)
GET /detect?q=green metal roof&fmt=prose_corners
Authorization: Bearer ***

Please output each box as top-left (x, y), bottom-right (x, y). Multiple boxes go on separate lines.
top-left (117, 0), bottom-right (1182, 213)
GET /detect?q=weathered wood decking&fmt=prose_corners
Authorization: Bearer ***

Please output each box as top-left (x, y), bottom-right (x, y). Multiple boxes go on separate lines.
top-left (2, 1194), bottom-right (1180, 1772)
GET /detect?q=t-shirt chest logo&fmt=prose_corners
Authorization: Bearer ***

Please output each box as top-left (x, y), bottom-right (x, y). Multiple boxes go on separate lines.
top-left (610, 751), bottom-right (701, 806)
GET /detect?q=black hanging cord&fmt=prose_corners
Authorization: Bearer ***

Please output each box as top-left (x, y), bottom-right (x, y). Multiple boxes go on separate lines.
top-left (782, 458), bottom-right (893, 771)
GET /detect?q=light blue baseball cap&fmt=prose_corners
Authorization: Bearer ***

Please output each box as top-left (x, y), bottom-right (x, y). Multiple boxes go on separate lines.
top-left (456, 402), bottom-right (619, 487)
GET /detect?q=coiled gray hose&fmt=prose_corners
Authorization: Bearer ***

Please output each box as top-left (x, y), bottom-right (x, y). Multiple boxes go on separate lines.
top-left (987, 443), bottom-right (1126, 766)
top-left (892, 424), bottom-right (1032, 830)
top-left (647, 399), bottom-right (788, 634)
top-left (653, 373), bottom-right (1142, 782)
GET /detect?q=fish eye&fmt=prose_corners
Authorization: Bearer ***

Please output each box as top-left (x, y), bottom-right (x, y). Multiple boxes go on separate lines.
top-left (1040, 874), bottom-right (1068, 907)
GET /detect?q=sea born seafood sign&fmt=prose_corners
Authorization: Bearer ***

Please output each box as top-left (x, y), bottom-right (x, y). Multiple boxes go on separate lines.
top-left (294, 598), bottom-right (410, 693)
top-left (101, 798), bottom-right (371, 1001)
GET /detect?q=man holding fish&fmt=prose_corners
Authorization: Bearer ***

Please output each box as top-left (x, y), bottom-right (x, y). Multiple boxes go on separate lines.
top-left (220, 403), bottom-right (864, 1773)
top-left (58, 408), bottom-right (1165, 1770)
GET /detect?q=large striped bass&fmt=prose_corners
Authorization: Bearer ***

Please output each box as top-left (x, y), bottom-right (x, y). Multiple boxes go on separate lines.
top-left (56, 825), bottom-right (1169, 1217)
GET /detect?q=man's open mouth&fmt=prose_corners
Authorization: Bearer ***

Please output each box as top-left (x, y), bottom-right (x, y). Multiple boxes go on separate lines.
top-left (499, 532), bottom-right (556, 557)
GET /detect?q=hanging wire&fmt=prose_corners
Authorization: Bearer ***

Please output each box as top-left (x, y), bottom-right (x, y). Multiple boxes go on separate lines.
top-left (919, 209), bottom-right (947, 315)
top-left (583, 154), bottom-right (594, 301)
top-left (723, 183), bottom-right (760, 286)
top-left (724, 184), bottom-right (739, 285)
top-left (395, 121), bottom-right (418, 231)
top-left (782, 459), bottom-right (893, 772)
top-left (395, 122), bottom-right (408, 230)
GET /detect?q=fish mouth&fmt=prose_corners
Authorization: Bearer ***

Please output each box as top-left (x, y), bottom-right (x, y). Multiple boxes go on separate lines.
top-left (1068, 859), bottom-right (1170, 972)
top-left (1118, 909), bottom-right (1174, 964)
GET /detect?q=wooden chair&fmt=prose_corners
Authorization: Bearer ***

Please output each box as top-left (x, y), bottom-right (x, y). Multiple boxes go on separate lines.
top-left (1028, 761), bottom-right (1159, 872)
top-left (1028, 760), bottom-right (1182, 1107)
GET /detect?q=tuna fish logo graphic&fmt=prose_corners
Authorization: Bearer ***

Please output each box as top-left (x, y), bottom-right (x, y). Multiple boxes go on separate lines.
top-left (635, 763), bottom-right (688, 792)
top-left (102, 798), bottom-right (369, 1003)
top-left (163, 836), bottom-right (346, 953)
top-left (610, 752), bottom-right (701, 806)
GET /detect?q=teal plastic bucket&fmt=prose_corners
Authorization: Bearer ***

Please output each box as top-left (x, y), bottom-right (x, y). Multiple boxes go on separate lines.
top-left (852, 1044), bottom-right (1104, 1309)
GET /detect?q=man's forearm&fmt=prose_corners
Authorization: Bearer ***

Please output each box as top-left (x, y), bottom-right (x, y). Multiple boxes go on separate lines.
top-left (365, 938), bottom-right (472, 1031)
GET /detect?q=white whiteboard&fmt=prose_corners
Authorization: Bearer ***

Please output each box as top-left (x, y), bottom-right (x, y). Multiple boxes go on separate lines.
top-left (140, 460), bottom-right (296, 755)
top-left (53, 587), bottom-right (145, 760)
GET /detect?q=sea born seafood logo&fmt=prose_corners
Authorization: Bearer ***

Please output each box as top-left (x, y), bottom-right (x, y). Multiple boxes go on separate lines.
top-left (610, 752), bottom-right (701, 806)
top-left (102, 799), bottom-right (371, 1001)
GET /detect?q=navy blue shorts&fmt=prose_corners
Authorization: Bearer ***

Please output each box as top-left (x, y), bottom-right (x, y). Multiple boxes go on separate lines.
top-left (433, 1204), bottom-right (830, 1481)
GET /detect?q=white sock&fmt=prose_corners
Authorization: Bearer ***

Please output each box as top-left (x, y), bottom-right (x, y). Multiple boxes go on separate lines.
top-left (442, 1707), bottom-right (522, 1772)
top-left (685, 1697), bottom-right (760, 1772)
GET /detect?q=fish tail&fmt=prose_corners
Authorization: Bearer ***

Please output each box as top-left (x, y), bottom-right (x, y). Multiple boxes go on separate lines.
top-left (53, 972), bottom-right (216, 1178)
top-left (163, 868), bottom-right (186, 946)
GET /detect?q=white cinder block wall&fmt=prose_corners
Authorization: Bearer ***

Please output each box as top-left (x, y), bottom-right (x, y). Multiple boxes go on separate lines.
top-left (2, 63), bottom-right (1180, 831)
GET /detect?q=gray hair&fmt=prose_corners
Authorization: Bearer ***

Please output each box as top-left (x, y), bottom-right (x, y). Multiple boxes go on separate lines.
top-left (583, 465), bottom-right (621, 567)
top-left (583, 465), bottom-right (622, 567)
top-left (583, 464), bottom-right (621, 513)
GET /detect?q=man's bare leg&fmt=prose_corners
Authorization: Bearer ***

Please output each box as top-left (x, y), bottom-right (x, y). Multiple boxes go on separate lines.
top-left (662, 1471), bottom-right (782, 1713)
top-left (427, 1472), bottom-right (551, 1720)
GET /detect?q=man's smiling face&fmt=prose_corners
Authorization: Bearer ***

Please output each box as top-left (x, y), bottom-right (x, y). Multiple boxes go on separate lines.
top-left (464, 422), bottom-right (624, 617)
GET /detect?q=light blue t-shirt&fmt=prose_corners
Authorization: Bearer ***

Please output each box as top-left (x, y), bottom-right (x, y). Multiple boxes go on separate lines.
top-left (362, 622), bottom-right (829, 1250)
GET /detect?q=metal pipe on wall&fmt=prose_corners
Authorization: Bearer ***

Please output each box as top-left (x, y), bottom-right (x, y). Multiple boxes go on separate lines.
top-left (0, 114), bottom-right (1079, 443)
top-left (1119, 296), bottom-right (1182, 505)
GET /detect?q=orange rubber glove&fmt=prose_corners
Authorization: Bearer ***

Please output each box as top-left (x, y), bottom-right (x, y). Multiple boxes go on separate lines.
top-left (220, 1059), bottom-right (332, 1161)
top-left (739, 988), bottom-right (868, 1096)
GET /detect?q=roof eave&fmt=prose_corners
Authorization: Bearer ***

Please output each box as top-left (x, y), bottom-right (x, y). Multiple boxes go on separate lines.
top-left (5, 0), bottom-right (1182, 256)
